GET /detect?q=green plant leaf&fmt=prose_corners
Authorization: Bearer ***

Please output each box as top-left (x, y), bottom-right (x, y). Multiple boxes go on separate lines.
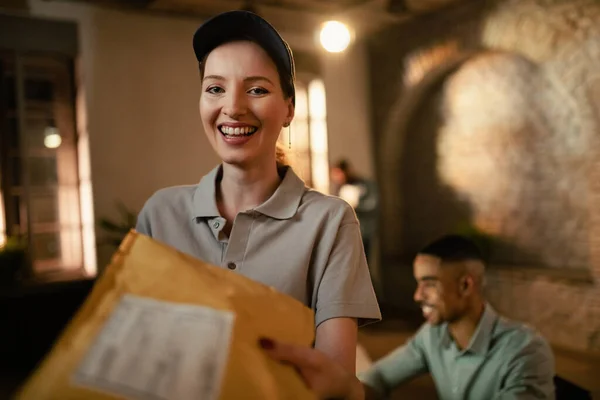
top-left (98, 218), bottom-right (128, 233)
top-left (97, 201), bottom-right (138, 248)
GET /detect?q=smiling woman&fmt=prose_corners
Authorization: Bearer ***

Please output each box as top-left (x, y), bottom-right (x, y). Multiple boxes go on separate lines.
top-left (135, 10), bottom-right (381, 374)
top-left (199, 41), bottom-right (293, 171)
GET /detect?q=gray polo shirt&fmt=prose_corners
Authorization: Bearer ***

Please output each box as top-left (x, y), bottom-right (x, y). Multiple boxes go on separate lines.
top-left (136, 165), bottom-right (381, 328)
top-left (359, 305), bottom-right (555, 400)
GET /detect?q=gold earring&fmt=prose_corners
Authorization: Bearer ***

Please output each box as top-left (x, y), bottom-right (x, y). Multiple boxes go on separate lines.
top-left (288, 123), bottom-right (292, 149)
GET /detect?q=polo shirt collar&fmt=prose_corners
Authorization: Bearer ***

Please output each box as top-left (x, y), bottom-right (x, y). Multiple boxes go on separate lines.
top-left (192, 164), bottom-right (306, 220)
top-left (441, 303), bottom-right (498, 356)
top-left (192, 165), bottom-right (221, 219)
top-left (254, 165), bottom-right (306, 219)
top-left (466, 303), bottom-right (497, 355)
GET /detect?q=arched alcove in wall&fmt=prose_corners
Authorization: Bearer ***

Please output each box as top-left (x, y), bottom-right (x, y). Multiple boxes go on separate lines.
top-left (378, 51), bottom-right (477, 262)
top-left (379, 49), bottom-right (595, 270)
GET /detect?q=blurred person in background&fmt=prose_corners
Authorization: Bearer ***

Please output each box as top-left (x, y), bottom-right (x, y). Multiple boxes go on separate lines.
top-left (331, 159), bottom-right (379, 262)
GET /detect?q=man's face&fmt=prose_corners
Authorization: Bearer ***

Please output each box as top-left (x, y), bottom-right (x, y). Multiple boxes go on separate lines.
top-left (412, 254), bottom-right (467, 325)
top-left (330, 167), bottom-right (347, 185)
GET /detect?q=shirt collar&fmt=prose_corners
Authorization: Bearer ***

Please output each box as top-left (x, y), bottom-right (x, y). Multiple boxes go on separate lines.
top-left (441, 303), bottom-right (498, 356)
top-left (192, 164), bottom-right (306, 220)
top-left (192, 165), bottom-right (221, 219)
top-left (466, 303), bottom-right (497, 355)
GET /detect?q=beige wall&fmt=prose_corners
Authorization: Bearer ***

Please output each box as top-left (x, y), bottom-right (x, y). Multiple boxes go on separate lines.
top-left (27, 1), bottom-right (376, 270)
top-left (322, 40), bottom-right (375, 179)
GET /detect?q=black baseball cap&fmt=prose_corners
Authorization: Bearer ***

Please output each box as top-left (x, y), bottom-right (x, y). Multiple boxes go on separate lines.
top-left (192, 10), bottom-right (296, 103)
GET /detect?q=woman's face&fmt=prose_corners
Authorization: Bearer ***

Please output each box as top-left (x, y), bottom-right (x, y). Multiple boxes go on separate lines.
top-left (200, 40), bottom-right (294, 167)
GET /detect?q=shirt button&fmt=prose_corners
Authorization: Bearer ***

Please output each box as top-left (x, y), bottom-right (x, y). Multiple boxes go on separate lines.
top-left (227, 262), bottom-right (236, 270)
top-left (213, 221), bottom-right (220, 229)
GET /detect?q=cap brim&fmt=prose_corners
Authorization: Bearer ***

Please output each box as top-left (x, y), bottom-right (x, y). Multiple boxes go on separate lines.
top-left (193, 11), bottom-right (292, 77)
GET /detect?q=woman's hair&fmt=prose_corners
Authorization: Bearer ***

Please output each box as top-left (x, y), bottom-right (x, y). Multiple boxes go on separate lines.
top-left (275, 141), bottom-right (289, 166)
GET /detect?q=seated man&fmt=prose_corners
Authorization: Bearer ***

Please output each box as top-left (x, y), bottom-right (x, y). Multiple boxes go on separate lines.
top-left (260, 235), bottom-right (556, 400)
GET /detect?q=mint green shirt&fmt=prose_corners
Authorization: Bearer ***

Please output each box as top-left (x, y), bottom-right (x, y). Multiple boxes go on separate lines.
top-left (359, 305), bottom-right (555, 400)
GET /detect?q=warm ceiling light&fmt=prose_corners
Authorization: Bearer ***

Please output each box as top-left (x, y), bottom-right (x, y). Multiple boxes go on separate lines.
top-left (44, 126), bottom-right (62, 149)
top-left (319, 21), bottom-right (351, 53)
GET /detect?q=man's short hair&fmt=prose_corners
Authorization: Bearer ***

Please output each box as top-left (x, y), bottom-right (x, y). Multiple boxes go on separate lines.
top-left (419, 235), bottom-right (485, 263)
top-left (334, 159), bottom-right (350, 173)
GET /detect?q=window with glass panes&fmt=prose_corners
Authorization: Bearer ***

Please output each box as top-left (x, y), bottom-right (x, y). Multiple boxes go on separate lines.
top-left (0, 52), bottom-right (84, 274)
top-left (278, 77), bottom-right (330, 194)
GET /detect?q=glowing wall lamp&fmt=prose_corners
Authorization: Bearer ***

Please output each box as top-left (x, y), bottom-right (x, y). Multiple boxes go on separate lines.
top-left (319, 21), bottom-right (351, 53)
top-left (44, 124), bottom-right (62, 149)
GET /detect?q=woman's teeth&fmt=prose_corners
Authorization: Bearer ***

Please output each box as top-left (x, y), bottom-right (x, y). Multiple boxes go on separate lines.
top-left (220, 126), bottom-right (257, 136)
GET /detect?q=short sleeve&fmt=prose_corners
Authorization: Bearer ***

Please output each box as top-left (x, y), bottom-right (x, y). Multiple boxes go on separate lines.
top-left (314, 207), bottom-right (381, 327)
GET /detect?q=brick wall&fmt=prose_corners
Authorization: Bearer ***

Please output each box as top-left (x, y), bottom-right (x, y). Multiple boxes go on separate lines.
top-left (370, 0), bottom-right (600, 352)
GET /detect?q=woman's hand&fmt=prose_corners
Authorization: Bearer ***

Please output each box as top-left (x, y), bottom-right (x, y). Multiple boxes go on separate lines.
top-left (259, 338), bottom-right (365, 400)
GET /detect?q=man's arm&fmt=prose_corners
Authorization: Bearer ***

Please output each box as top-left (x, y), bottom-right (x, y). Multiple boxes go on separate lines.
top-left (495, 334), bottom-right (555, 400)
top-left (358, 330), bottom-right (429, 399)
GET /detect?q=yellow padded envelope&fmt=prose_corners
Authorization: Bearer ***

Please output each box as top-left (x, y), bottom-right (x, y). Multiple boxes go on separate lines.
top-left (16, 231), bottom-right (316, 400)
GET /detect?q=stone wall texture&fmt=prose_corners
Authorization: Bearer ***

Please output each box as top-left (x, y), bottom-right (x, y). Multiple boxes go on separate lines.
top-left (369, 0), bottom-right (600, 352)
